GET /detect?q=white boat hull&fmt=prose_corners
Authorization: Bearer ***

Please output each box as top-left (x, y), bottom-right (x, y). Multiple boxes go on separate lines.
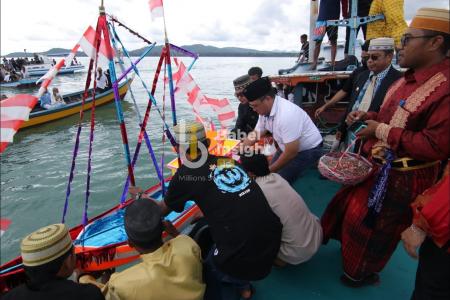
top-left (25, 64), bottom-right (84, 77)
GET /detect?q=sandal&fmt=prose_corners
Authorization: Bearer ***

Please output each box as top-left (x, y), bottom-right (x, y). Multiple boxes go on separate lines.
top-left (340, 273), bottom-right (380, 288)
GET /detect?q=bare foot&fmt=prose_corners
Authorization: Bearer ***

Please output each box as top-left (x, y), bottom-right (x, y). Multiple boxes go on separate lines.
top-left (273, 257), bottom-right (287, 267)
top-left (240, 286), bottom-right (255, 299)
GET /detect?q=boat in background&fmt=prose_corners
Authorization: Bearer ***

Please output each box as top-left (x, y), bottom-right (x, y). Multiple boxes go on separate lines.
top-left (23, 55), bottom-right (84, 77)
top-left (20, 77), bottom-right (132, 129)
top-left (323, 40), bottom-right (346, 50)
top-left (270, 0), bottom-right (383, 133)
top-left (0, 78), bottom-right (40, 89)
top-left (270, 70), bottom-right (351, 126)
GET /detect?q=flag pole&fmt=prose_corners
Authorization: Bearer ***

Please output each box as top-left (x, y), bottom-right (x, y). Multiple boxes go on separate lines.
top-left (159, 0), bottom-right (180, 192)
top-left (161, 1), bottom-right (177, 127)
top-left (100, 5), bottom-right (137, 188)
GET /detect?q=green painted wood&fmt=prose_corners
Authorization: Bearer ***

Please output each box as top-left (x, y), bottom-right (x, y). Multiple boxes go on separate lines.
top-left (252, 169), bottom-right (417, 300)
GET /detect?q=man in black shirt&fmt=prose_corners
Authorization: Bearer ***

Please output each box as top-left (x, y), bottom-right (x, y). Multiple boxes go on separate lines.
top-left (230, 74), bottom-right (259, 139)
top-left (3, 224), bottom-right (104, 300)
top-left (132, 121), bottom-right (282, 299)
top-left (296, 34), bottom-right (310, 63)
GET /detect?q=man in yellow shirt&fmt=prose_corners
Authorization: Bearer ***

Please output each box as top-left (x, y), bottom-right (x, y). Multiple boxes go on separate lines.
top-left (367, 0), bottom-right (408, 47)
top-left (80, 199), bottom-right (205, 300)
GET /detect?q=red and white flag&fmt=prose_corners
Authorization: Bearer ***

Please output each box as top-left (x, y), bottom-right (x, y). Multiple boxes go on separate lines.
top-left (37, 25), bottom-right (113, 84)
top-left (0, 95), bottom-right (38, 153)
top-left (148, 0), bottom-right (164, 20)
top-left (172, 59), bottom-right (236, 129)
top-left (79, 26), bottom-right (114, 67)
top-left (1, 25), bottom-right (115, 153)
top-left (0, 219), bottom-right (11, 237)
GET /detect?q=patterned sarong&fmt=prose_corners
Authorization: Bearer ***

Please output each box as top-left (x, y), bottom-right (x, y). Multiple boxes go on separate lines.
top-left (321, 163), bottom-right (439, 279)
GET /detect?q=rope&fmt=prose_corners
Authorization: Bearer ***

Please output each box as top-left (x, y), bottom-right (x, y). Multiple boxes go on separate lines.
top-left (83, 18), bottom-right (103, 227)
top-left (165, 45), bottom-right (177, 126)
top-left (102, 16), bottom-right (136, 187)
top-left (169, 43), bottom-right (198, 59)
top-left (164, 46), bottom-right (182, 168)
top-left (108, 25), bottom-right (171, 202)
top-left (161, 57), bottom-right (168, 196)
top-left (107, 22), bottom-right (165, 204)
top-left (109, 15), bottom-right (153, 45)
top-left (61, 27), bottom-right (99, 224)
top-left (110, 28), bottom-right (174, 143)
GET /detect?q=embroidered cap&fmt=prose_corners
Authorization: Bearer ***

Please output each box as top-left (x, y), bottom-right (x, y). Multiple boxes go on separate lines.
top-left (368, 37), bottom-right (395, 51)
top-left (21, 224), bottom-right (73, 267)
top-left (410, 7), bottom-right (450, 34)
top-left (173, 121), bottom-right (207, 146)
top-left (242, 77), bottom-right (272, 101)
top-left (233, 74), bottom-right (252, 91)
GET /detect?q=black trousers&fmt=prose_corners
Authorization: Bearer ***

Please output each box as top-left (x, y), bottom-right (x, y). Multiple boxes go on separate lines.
top-left (412, 238), bottom-right (450, 300)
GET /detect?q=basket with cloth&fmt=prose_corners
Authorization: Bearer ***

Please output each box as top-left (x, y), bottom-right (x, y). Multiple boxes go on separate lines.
top-left (318, 139), bottom-right (373, 185)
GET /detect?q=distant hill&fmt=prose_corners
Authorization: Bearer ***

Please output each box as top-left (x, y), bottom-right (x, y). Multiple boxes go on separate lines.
top-left (5, 45), bottom-right (297, 58)
top-left (5, 48), bottom-right (87, 58)
top-left (129, 44), bottom-right (297, 57)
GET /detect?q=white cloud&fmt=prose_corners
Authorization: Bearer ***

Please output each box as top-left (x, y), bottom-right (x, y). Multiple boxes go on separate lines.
top-left (1, 0), bottom-right (449, 55)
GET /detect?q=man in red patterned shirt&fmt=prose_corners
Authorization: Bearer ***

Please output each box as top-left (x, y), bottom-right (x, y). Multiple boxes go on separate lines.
top-left (321, 7), bottom-right (449, 287)
top-left (402, 162), bottom-right (449, 299)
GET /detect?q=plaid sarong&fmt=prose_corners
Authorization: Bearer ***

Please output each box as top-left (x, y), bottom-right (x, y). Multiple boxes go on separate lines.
top-left (321, 163), bottom-right (439, 279)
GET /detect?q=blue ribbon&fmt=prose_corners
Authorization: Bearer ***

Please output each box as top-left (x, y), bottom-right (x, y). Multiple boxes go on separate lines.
top-left (364, 149), bottom-right (395, 228)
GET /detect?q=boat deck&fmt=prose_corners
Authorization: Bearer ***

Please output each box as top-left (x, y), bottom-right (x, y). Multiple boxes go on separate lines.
top-left (252, 169), bottom-right (416, 300)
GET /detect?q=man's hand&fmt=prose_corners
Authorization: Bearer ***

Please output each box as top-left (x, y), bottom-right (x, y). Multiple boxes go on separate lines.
top-left (269, 140), bottom-right (299, 173)
top-left (346, 111), bottom-right (367, 126)
top-left (356, 120), bottom-right (379, 139)
top-left (128, 186), bottom-right (143, 198)
top-left (315, 105), bottom-right (327, 118)
top-left (242, 131), bottom-right (259, 147)
top-left (401, 225), bottom-right (426, 259)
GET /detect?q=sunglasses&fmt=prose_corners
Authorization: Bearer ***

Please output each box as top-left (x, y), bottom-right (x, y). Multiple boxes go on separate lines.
top-left (368, 54), bottom-right (383, 61)
top-left (400, 34), bottom-right (437, 47)
top-left (235, 91), bottom-right (244, 98)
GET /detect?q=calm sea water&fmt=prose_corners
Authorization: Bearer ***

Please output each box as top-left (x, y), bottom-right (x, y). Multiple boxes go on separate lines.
top-left (0, 51), bottom-right (349, 263)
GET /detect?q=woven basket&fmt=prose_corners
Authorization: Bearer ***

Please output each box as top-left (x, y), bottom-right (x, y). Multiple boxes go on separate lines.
top-left (318, 140), bottom-right (373, 185)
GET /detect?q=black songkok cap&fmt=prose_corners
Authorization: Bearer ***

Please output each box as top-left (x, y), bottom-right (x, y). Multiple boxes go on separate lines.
top-left (242, 77), bottom-right (272, 101)
top-left (124, 199), bottom-right (163, 244)
top-left (233, 74), bottom-right (252, 91)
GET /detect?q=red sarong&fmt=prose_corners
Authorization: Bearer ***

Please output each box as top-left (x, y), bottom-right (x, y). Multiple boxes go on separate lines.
top-left (321, 163), bottom-right (440, 279)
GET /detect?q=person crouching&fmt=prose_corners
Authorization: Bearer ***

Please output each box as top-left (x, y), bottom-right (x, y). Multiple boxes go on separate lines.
top-left (240, 153), bottom-right (323, 267)
top-left (80, 199), bottom-right (205, 300)
top-left (3, 224), bottom-right (104, 300)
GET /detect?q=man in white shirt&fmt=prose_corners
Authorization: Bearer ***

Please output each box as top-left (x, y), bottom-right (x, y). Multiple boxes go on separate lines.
top-left (96, 67), bottom-right (108, 93)
top-left (240, 153), bottom-right (323, 266)
top-left (242, 77), bottom-right (323, 183)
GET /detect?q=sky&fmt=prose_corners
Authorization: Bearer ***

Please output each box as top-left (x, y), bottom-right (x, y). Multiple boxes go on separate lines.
top-left (1, 0), bottom-right (449, 55)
